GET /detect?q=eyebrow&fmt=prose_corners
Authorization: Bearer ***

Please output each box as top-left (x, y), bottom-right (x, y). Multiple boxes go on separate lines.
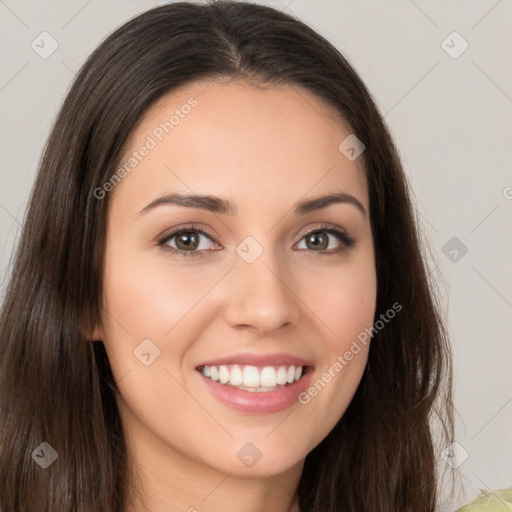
top-left (139, 191), bottom-right (366, 217)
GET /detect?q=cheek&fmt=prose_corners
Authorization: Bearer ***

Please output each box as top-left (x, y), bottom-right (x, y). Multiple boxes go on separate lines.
top-left (101, 248), bottom-right (210, 340)
top-left (99, 245), bottom-right (230, 395)
top-left (310, 255), bottom-right (377, 345)
top-left (297, 255), bottom-right (376, 428)
top-left (98, 248), bottom-right (189, 383)
top-left (98, 253), bottom-right (211, 439)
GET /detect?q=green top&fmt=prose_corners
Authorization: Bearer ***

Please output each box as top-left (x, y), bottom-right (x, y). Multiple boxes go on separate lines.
top-left (455, 488), bottom-right (512, 511)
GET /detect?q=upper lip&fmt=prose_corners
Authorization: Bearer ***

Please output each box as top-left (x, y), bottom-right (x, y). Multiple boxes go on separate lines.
top-left (195, 352), bottom-right (314, 369)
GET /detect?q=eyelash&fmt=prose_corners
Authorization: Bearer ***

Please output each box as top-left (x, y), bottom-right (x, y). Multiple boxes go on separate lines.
top-left (157, 223), bottom-right (356, 258)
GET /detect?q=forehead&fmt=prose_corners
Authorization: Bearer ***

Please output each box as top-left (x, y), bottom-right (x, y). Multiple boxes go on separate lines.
top-left (111, 79), bottom-right (368, 217)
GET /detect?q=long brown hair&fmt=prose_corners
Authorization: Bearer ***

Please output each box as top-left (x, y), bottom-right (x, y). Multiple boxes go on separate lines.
top-left (0, 1), bottom-right (456, 510)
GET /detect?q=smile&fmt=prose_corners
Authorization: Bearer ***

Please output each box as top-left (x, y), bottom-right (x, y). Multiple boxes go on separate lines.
top-left (197, 364), bottom-right (307, 391)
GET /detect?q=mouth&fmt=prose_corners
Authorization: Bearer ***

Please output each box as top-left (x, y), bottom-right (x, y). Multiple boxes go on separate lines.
top-left (195, 364), bottom-right (312, 392)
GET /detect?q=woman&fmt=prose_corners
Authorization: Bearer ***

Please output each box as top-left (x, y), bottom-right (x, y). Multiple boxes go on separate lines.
top-left (0, 1), bottom-right (456, 510)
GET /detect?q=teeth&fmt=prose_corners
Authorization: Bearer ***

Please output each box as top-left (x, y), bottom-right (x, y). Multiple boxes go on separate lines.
top-left (260, 367), bottom-right (276, 387)
top-left (200, 364), bottom-right (304, 390)
top-left (276, 366), bottom-right (288, 385)
top-left (229, 365), bottom-right (243, 386)
top-left (243, 366), bottom-right (260, 387)
top-left (219, 365), bottom-right (230, 384)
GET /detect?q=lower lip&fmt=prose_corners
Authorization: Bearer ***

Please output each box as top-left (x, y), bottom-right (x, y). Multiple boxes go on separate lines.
top-left (197, 367), bottom-right (314, 414)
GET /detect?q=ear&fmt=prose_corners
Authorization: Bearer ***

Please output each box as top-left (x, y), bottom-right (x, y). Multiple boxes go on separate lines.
top-left (80, 321), bottom-right (104, 342)
top-left (90, 325), bottom-right (104, 341)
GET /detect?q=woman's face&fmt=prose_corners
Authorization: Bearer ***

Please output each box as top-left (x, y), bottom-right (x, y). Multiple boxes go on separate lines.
top-left (93, 79), bottom-right (377, 478)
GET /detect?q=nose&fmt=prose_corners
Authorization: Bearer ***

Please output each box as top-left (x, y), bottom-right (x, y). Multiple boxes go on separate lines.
top-left (223, 247), bottom-right (301, 335)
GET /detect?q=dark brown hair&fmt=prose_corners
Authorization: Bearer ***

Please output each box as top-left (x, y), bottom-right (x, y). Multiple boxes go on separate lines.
top-left (0, 1), bottom-right (456, 510)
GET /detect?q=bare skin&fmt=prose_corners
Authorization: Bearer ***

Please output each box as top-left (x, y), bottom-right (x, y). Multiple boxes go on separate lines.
top-left (91, 79), bottom-right (377, 512)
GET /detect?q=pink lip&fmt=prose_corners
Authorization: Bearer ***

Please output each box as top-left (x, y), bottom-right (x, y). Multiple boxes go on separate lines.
top-left (195, 352), bottom-right (313, 369)
top-left (197, 367), bottom-right (314, 414)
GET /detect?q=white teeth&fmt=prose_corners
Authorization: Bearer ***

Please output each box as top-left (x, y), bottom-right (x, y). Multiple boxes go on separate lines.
top-left (276, 366), bottom-right (288, 385)
top-left (219, 365), bottom-right (230, 384)
top-left (229, 365), bottom-right (243, 386)
top-left (200, 364), bottom-right (305, 390)
top-left (260, 367), bottom-right (277, 387)
top-left (210, 366), bottom-right (219, 382)
top-left (243, 366), bottom-right (260, 387)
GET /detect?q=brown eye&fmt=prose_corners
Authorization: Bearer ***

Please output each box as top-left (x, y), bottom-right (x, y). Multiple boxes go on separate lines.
top-left (157, 223), bottom-right (356, 258)
top-left (174, 231), bottom-right (200, 251)
top-left (158, 227), bottom-right (219, 257)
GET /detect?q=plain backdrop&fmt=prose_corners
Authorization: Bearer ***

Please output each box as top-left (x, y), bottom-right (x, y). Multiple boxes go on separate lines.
top-left (0, 1), bottom-right (511, 510)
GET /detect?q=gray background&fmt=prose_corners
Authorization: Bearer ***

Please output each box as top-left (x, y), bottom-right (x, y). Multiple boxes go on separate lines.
top-left (1, 0), bottom-right (511, 509)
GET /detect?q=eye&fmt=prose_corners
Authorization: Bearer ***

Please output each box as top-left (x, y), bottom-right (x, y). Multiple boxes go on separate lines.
top-left (157, 223), bottom-right (356, 258)
top-left (158, 225), bottom-right (220, 258)
top-left (295, 224), bottom-right (356, 254)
